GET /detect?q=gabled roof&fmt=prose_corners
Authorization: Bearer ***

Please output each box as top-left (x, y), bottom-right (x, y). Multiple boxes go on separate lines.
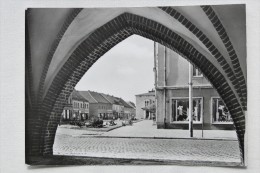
top-left (119, 98), bottom-right (133, 108)
top-left (127, 101), bottom-right (136, 108)
top-left (101, 93), bottom-right (121, 105)
top-left (88, 91), bottom-right (110, 104)
top-left (100, 93), bottom-right (115, 104)
top-left (71, 90), bottom-right (89, 102)
top-left (79, 91), bottom-right (132, 107)
top-left (78, 91), bottom-right (98, 103)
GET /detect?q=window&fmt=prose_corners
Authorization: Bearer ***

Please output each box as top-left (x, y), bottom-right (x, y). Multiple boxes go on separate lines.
top-left (212, 98), bottom-right (232, 123)
top-left (171, 97), bottom-right (203, 123)
top-left (145, 100), bottom-right (150, 106)
top-left (63, 110), bottom-right (66, 119)
top-left (193, 65), bottom-right (202, 77)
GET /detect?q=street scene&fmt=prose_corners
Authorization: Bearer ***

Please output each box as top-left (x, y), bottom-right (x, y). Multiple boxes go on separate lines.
top-left (25, 5), bottom-right (247, 167)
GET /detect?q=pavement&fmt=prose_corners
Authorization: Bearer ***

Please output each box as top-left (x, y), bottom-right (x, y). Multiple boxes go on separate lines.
top-left (57, 120), bottom-right (238, 140)
top-left (98, 120), bottom-right (238, 140)
top-left (53, 120), bottom-right (241, 166)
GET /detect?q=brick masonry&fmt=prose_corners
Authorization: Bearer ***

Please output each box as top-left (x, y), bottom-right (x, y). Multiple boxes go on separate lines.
top-left (25, 9), bottom-right (246, 164)
top-left (159, 6), bottom-right (246, 112)
top-left (201, 6), bottom-right (247, 111)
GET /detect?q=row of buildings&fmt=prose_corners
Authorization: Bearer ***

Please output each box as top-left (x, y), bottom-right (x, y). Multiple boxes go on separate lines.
top-left (63, 42), bottom-right (235, 130)
top-left (61, 90), bottom-right (136, 122)
top-left (135, 43), bottom-right (234, 130)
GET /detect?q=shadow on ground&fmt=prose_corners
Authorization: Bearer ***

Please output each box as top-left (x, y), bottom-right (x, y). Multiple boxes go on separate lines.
top-left (26, 156), bottom-right (244, 167)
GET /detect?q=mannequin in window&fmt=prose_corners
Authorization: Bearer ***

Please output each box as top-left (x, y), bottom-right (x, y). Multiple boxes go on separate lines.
top-left (177, 105), bottom-right (187, 121)
top-left (218, 105), bottom-right (227, 121)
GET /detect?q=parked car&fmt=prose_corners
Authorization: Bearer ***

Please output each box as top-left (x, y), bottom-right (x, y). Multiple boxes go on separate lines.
top-left (85, 117), bottom-right (104, 128)
top-left (69, 120), bottom-right (84, 128)
top-left (122, 119), bottom-right (133, 126)
top-left (109, 120), bottom-right (117, 126)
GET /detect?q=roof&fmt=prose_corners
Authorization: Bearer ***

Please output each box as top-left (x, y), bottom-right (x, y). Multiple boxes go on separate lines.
top-left (119, 98), bottom-right (133, 108)
top-left (89, 91), bottom-right (111, 103)
top-left (100, 93), bottom-right (116, 104)
top-left (79, 91), bottom-right (132, 107)
top-left (127, 101), bottom-right (136, 108)
top-left (135, 91), bottom-right (155, 96)
top-left (78, 91), bottom-right (98, 103)
top-left (101, 93), bottom-right (122, 105)
top-left (79, 91), bottom-right (112, 104)
top-left (71, 90), bottom-right (89, 102)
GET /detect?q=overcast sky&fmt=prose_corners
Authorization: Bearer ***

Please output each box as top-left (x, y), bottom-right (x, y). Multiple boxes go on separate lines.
top-left (75, 35), bottom-right (155, 103)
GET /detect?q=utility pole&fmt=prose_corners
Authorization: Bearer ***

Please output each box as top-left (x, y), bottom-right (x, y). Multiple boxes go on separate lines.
top-left (188, 63), bottom-right (193, 137)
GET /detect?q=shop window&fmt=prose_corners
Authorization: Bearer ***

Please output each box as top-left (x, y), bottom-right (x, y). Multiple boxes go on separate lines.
top-left (171, 97), bottom-right (203, 123)
top-left (212, 98), bottom-right (232, 123)
top-left (193, 65), bottom-right (203, 77)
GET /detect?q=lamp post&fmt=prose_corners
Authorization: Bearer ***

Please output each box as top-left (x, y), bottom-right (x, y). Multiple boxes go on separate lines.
top-left (188, 63), bottom-right (193, 137)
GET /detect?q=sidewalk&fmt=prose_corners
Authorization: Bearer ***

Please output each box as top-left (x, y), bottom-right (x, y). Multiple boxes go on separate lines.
top-left (97, 120), bottom-right (238, 140)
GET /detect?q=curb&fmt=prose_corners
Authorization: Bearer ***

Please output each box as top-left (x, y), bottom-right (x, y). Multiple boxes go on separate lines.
top-left (90, 135), bottom-right (238, 141)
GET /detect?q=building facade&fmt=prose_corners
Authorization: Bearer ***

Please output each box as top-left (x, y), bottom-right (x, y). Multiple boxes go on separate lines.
top-left (100, 93), bottom-right (124, 119)
top-left (126, 101), bottom-right (136, 118)
top-left (154, 43), bottom-right (234, 130)
top-left (79, 91), bottom-right (112, 119)
top-left (61, 90), bottom-right (89, 122)
top-left (135, 90), bottom-right (156, 120)
top-left (119, 98), bottom-right (135, 119)
top-left (79, 91), bottom-right (136, 120)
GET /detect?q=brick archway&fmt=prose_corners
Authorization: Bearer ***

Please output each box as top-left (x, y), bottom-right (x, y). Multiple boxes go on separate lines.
top-left (26, 12), bottom-right (246, 163)
top-left (160, 6), bottom-right (247, 111)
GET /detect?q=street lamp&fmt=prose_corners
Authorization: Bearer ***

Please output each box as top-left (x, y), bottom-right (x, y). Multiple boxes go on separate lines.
top-left (188, 63), bottom-right (193, 137)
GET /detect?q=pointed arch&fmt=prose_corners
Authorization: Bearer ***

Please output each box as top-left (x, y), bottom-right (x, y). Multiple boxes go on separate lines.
top-left (30, 13), bottom-right (245, 162)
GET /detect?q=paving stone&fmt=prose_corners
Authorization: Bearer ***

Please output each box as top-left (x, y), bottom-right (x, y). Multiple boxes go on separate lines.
top-left (53, 120), bottom-right (240, 163)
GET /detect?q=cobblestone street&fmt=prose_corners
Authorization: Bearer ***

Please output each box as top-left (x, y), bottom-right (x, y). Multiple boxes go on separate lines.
top-left (53, 120), bottom-right (241, 165)
top-left (53, 135), bottom-right (240, 164)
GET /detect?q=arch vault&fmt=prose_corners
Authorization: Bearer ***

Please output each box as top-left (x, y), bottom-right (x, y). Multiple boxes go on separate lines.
top-left (25, 5), bottom-right (247, 164)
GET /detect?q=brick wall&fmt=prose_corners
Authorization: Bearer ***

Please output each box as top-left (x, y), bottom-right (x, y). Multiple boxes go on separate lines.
top-left (26, 10), bottom-right (246, 163)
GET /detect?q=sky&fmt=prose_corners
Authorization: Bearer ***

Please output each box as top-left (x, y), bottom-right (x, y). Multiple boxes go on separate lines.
top-left (75, 35), bottom-right (155, 103)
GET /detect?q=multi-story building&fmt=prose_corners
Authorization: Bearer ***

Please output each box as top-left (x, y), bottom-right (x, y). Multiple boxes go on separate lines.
top-left (61, 90), bottom-right (89, 122)
top-left (126, 101), bottom-right (136, 118)
top-left (100, 93), bottom-right (123, 119)
top-left (118, 98), bottom-right (135, 119)
top-left (79, 90), bottom-right (112, 119)
top-left (154, 43), bottom-right (234, 130)
top-left (79, 90), bottom-right (135, 120)
top-left (135, 90), bottom-right (156, 120)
